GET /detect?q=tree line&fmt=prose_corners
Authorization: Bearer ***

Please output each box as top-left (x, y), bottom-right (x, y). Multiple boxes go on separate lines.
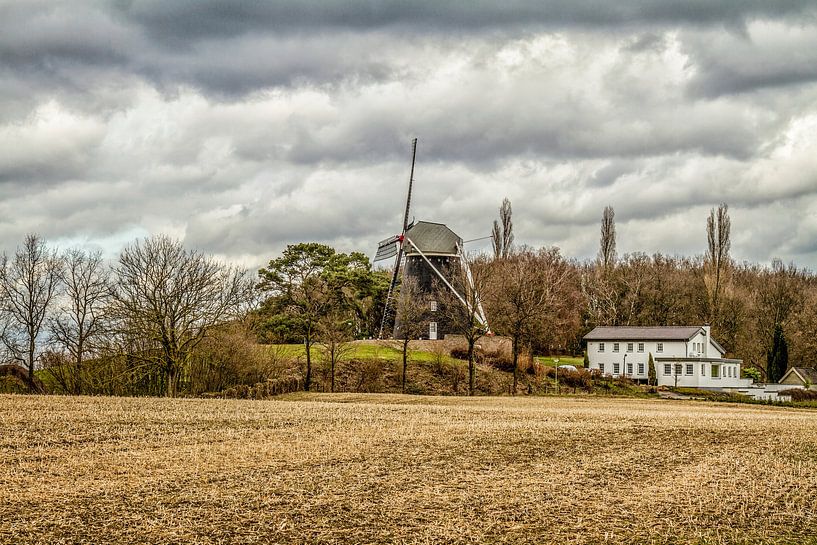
top-left (0, 235), bottom-right (255, 396)
top-left (2, 201), bottom-right (815, 397)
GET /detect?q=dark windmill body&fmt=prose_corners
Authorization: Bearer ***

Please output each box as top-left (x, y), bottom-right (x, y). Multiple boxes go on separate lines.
top-left (374, 139), bottom-right (488, 340)
top-left (397, 221), bottom-right (461, 339)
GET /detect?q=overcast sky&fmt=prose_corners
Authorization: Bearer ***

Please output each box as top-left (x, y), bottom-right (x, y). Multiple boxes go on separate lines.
top-left (2, 1), bottom-right (817, 269)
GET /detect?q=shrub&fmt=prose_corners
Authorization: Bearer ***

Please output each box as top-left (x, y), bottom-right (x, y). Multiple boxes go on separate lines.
top-left (779, 388), bottom-right (817, 401)
top-left (484, 350), bottom-right (514, 372)
top-left (560, 369), bottom-right (594, 392)
top-left (450, 347), bottom-right (471, 360)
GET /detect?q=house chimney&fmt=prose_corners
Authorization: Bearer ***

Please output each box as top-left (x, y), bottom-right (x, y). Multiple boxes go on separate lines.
top-left (703, 324), bottom-right (711, 357)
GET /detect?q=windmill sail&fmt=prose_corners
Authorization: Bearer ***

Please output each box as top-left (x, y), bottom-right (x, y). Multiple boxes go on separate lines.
top-left (377, 138), bottom-right (418, 339)
top-left (374, 235), bottom-right (400, 262)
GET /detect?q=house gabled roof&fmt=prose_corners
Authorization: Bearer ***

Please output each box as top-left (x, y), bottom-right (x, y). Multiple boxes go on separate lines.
top-left (779, 367), bottom-right (817, 385)
top-left (709, 337), bottom-right (727, 355)
top-left (583, 325), bottom-right (727, 354)
top-left (404, 221), bottom-right (461, 256)
top-left (583, 326), bottom-right (702, 341)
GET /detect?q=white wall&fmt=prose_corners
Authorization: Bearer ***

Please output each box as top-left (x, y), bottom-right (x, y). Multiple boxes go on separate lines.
top-left (586, 336), bottom-right (745, 387)
top-left (587, 339), bottom-right (685, 380)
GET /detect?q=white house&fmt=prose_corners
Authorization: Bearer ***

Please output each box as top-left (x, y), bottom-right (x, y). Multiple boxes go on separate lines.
top-left (583, 325), bottom-right (752, 389)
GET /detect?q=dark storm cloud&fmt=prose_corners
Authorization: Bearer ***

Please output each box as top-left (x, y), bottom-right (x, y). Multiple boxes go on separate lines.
top-left (3, 1), bottom-right (817, 103)
top-left (113, 0), bottom-right (817, 37)
top-left (2, 1), bottom-right (817, 268)
top-left (682, 22), bottom-right (817, 97)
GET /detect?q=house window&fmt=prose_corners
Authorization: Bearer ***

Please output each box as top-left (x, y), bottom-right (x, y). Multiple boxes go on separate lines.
top-left (599, 343), bottom-right (605, 352)
top-left (430, 300), bottom-right (437, 312)
top-left (657, 343), bottom-right (663, 353)
top-left (599, 363), bottom-right (605, 374)
top-left (627, 343), bottom-right (633, 352)
top-left (638, 363), bottom-right (645, 374)
top-left (711, 365), bottom-right (719, 378)
top-left (429, 321), bottom-right (437, 340)
top-left (701, 364), bottom-right (706, 376)
top-left (664, 363), bottom-right (672, 375)
top-left (685, 364), bottom-right (693, 375)
top-left (613, 363), bottom-right (620, 374)
top-left (627, 363), bottom-right (633, 375)
top-left (638, 343), bottom-right (644, 353)
top-left (674, 364), bottom-right (682, 376)
top-left (613, 343), bottom-right (620, 353)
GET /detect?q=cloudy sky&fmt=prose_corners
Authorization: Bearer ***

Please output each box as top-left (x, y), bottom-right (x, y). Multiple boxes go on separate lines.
top-left (2, 1), bottom-right (817, 269)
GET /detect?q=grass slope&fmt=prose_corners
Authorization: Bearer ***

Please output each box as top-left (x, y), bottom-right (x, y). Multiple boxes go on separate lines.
top-left (2, 394), bottom-right (816, 544)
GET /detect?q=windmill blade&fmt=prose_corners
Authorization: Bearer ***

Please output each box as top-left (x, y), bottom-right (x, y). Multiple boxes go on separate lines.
top-left (378, 137), bottom-right (418, 339)
top-left (377, 246), bottom-right (404, 339)
top-left (374, 235), bottom-right (400, 262)
top-left (402, 138), bottom-right (418, 232)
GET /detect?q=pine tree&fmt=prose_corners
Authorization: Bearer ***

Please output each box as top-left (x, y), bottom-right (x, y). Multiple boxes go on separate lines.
top-left (766, 325), bottom-right (789, 383)
top-left (647, 352), bottom-right (657, 386)
top-left (583, 350), bottom-right (590, 369)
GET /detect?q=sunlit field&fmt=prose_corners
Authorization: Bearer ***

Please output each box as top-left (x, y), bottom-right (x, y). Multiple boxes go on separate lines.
top-left (2, 394), bottom-right (816, 544)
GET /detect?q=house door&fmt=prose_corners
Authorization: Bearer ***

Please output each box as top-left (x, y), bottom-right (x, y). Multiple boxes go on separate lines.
top-left (429, 321), bottom-right (438, 340)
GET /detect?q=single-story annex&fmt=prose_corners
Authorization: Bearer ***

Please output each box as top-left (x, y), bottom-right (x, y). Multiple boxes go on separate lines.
top-left (583, 325), bottom-right (751, 388)
top-left (778, 367), bottom-right (817, 390)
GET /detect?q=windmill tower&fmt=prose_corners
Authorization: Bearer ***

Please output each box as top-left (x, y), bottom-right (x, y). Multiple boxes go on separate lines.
top-left (373, 139), bottom-right (488, 340)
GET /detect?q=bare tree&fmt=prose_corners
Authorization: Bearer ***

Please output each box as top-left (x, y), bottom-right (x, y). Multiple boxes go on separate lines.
top-left (437, 254), bottom-right (490, 396)
top-left (486, 248), bottom-right (571, 394)
top-left (0, 234), bottom-right (62, 391)
top-left (598, 205), bottom-right (616, 270)
top-left (318, 310), bottom-right (355, 392)
top-left (492, 197), bottom-right (514, 259)
top-left (47, 249), bottom-right (110, 394)
top-left (111, 235), bottom-right (251, 397)
top-left (705, 203), bottom-right (731, 323)
top-left (394, 277), bottom-right (429, 393)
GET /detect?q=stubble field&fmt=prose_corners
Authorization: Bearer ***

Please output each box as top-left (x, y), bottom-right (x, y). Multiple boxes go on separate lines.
top-left (1, 393), bottom-right (816, 544)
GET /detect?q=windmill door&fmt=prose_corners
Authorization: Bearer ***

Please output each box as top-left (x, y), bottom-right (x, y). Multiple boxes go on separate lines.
top-left (429, 321), bottom-right (438, 340)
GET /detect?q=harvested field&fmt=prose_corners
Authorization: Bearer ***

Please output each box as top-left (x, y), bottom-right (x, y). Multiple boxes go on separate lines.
top-left (1, 394), bottom-right (816, 544)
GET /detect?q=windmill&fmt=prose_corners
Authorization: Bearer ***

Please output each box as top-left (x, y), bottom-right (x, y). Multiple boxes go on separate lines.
top-left (373, 138), bottom-right (489, 340)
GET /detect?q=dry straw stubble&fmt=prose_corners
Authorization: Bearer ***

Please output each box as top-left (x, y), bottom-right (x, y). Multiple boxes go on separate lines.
top-left (1, 394), bottom-right (816, 544)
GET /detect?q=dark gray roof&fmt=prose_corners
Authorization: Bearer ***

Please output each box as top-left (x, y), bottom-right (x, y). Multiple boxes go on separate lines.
top-left (782, 367), bottom-right (817, 384)
top-left (584, 326), bottom-right (703, 341)
top-left (584, 326), bottom-right (730, 355)
top-left (404, 221), bottom-right (461, 256)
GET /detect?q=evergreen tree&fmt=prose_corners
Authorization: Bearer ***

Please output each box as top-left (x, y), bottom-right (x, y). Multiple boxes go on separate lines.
top-left (766, 324), bottom-right (789, 383)
top-left (647, 352), bottom-right (657, 386)
top-left (583, 350), bottom-right (589, 369)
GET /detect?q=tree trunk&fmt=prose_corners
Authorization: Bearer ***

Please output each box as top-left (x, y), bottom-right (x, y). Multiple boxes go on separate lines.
top-left (166, 366), bottom-right (177, 398)
top-left (28, 336), bottom-right (36, 393)
top-left (511, 336), bottom-right (519, 395)
top-left (402, 339), bottom-right (409, 394)
top-left (467, 339), bottom-right (475, 396)
top-left (330, 353), bottom-right (336, 393)
top-left (75, 337), bottom-right (84, 395)
top-left (304, 332), bottom-right (312, 391)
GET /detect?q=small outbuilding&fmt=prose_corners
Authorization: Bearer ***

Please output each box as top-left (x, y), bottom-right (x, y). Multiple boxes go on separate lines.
top-left (778, 367), bottom-right (817, 390)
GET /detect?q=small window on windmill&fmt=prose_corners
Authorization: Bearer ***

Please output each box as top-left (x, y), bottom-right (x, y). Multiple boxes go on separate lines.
top-left (430, 300), bottom-right (438, 312)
